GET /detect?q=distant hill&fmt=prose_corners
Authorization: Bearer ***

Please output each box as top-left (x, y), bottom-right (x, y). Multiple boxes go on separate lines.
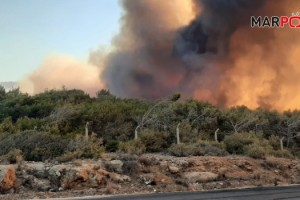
top-left (0, 81), bottom-right (18, 91)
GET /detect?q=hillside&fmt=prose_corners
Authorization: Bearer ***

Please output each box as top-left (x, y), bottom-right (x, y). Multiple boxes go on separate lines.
top-left (0, 88), bottom-right (298, 198)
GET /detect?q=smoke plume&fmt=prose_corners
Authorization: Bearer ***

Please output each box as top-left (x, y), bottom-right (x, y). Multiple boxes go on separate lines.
top-left (101, 0), bottom-right (300, 111)
top-left (22, 0), bottom-right (300, 111)
top-left (20, 55), bottom-right (104, 95)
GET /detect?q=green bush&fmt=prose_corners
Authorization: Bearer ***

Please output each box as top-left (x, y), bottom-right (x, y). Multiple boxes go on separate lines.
top-left (223, 132), bottom-right (294, 159)
top-left (118, 140), bottom-right (146, 155)
top-left (197, 140), bottom-right (226, 150)
top-left (268, 135), bottom-right (281, 150)
top-left (245, 144), bottom-right (266, 159)
top-left (0, 117), bottom-right (16, 133)
top-left (0, 131), bottom-right (69, 161)
top-left (56, 150), bottom-right (83, 163)
top-left (168, 143), bottom-right (228, 157)
top-left (15, 117), bottom-right (44, 131)
top-left (139, 130), bottom-right (169, 152)
top-left (168, 144), bottom-right (200, 157)
top-left (269, 150), bottom-right (293, 159)
top-left (224, 133), bottom-right (258, 154)
top-left (66, 134), bottom-right (104, 159)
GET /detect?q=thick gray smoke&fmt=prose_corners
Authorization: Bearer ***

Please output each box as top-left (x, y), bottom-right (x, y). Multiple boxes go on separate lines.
top-left (175, 0), bottom-right (266, 56)
top-left (102, 0), bottom-right (265, 105)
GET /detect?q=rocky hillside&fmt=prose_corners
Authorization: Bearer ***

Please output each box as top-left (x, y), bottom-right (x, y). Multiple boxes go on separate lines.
top-left (0, 154), bottom-right (299, 199)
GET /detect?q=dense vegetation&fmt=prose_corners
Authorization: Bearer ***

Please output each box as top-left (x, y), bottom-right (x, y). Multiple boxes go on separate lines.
top-left (0, 86), bottom-right (299, 162)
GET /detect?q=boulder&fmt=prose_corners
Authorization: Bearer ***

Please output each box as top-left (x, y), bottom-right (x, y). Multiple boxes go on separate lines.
top-left (48, 164), bottom-right (72, 188)
top-left (22, 175), bottom-right (51, 192)
top-left (60, 168), bottom-right (90, 189)
top-left (0, 165), bottom-right (16, 193)
top-left (184, 172), bottom-right (218, 183)
top-left (25, 162), bottom-right (47, 178)
top-left (109, 173), bottom-right (131, 183)
top-left (105, 160), bottom-right (123, 173)
top-left (168, 166), bottom-right (180, 174)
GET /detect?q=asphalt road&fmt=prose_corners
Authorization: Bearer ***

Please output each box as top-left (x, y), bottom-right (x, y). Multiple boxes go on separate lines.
top-left (56, 185), bottom-right (300, 200)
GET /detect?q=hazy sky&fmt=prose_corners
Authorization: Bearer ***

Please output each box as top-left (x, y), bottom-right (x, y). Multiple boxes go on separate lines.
top-left (0, 0), bottom-right (121, 81)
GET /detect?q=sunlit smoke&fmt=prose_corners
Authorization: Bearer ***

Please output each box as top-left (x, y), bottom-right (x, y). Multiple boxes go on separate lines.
top-left (20, 55), bottom-right (104, 96)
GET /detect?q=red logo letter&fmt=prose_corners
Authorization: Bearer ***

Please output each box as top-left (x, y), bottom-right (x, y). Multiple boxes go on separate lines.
top-left (280, 16), bottom-right (289, 27)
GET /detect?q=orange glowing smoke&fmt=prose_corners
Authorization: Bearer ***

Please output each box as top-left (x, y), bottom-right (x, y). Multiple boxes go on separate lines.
top-left (220, 1), bottom-right (300, 111)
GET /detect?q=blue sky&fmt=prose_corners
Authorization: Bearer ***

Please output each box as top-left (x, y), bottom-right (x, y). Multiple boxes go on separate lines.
top-left (0, 0), bottom-right (122, 81)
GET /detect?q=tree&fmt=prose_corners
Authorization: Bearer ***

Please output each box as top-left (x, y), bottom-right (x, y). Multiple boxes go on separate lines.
top-left (0, 85), bottom-right (5, 98)
top-left (96, 89), bottom-right (115, 100)
top-left (0, 117), bottom-right (16, 133)
top-left (277, 111), bottom-right (300, 148)
top-left (134, 94), bottom-right (181, 140)
top-left (169, 93), bottom-right (181, 102)
top-left (176, 122), bottom-right (181, 144)
top-left (134, 100), bottom-right (168, 140)
top-left (6, 88), bottom-right (20, 98)
top-left (225, 106), bottom-right (258, 134)
top-left (85, 122), bottom-right (89, 141)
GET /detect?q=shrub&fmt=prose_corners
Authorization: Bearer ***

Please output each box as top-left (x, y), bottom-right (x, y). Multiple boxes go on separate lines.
top-left (269, 150), bottom-right (293, 159)
top-left (1, 149), bottom-right (23, 164)
top-left (245, 144), bottom-right (266, 159)
top-left (268, 135), bottom-right (281, 150)
top-left (168, 143), bottom-right (228, 157)
top-left (65, 134), bottom-right (105, 159)
top-left (0, 131), bottom-right (68, 161)
top-left (201, 145), bottom-right (229, 156)
top-left (224, 133), bottom-right (257, 154)
top-left (56, 150), bottom-right (83, 163)
top-left (197, 140), bottom-right (226, 150)
top-left (15, 117), bottom-right (43, 131)
top-left (139, 130), bottom-right (169, 152)
top-left (105, 140), bottom-right (119, 152)
top-left (0, 117), bottom-right (16, 133)
top-left (118, 140), bottom-right (146, 155)
top-left (168, 144), bottom-right (200, 157)
top-left (122, 160), bottom-right (139, 176)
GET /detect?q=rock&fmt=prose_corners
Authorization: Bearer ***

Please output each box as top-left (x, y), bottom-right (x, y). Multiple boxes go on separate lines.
top-left (0, 165), bottom-right (16, 193)
top-left (160, 161), bottom-right (168, 169)
top-left (168, 166), bottom-right (180, 174)
top-left (175, 160), bottom-right (189, 168)
top-left (48, 164), bottom-right (72, 188)
top-left (25, 162), bottom-right (47, 179)
top-left (140, 173), bottom-right (172, 185)
top-left (35, 179), bottom-right (51, 192)
top-left (61, 168), bottom-right (90, 189)
top-left (184, 172), bottom-right (218, 183)
top-left (109, 173), bottom-right (131, 183)
top-left (140, 174), bottom-right (156, 185)
top-left (105, 160), bottom-right (123, 173)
